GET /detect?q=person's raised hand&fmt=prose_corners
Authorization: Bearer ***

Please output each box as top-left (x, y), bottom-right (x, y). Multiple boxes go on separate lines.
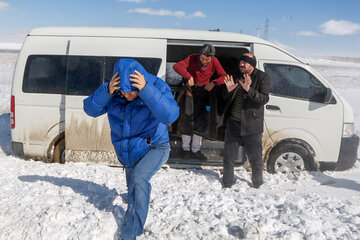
top-left (108, 72), bottom-right (120, 95)
top-left (239, 73), bottom-right (252, 92)
top-left (130, 70), bottom-right (147, 91)
top-left (224, 75), bottom-right (238, 92)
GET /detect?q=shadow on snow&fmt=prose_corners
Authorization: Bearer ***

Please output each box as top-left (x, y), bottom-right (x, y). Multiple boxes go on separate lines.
top-left (0, 113), bottom-right (12, 155)
top-left (309, 171), bottom-right (360, 193)
top-left (18, 175), bottom-right (125, 237)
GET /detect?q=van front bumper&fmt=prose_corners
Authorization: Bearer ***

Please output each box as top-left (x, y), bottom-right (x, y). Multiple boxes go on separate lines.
top-left (11, 141), bottom-right (24, 157)
top-left (320, 134), bottom-right (359, 171)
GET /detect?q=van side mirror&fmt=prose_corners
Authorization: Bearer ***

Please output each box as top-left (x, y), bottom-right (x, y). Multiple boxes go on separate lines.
top-left (323, 88), bottom-right (333, 104)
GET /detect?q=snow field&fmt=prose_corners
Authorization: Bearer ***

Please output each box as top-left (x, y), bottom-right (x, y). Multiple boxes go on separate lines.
top-left (0, 51), bottom-right (359, 239)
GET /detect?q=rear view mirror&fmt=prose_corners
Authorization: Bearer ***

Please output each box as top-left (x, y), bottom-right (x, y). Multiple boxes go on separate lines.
top-left (323, 88), bottom-right (334, 104)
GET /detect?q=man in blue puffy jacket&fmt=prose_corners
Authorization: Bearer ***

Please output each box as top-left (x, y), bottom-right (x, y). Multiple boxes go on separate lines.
top-left (83, 59), bottom-right (179, 240)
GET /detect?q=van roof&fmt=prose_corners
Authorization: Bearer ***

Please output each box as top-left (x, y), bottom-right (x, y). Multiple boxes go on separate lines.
top-left (29, 27), bottom-right (268, 44)
top-left (28, 27), bottom-right (304, 63)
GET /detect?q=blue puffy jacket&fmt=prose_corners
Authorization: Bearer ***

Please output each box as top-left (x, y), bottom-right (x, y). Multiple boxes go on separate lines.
top-left (83, 59), bottom-right (179, 167)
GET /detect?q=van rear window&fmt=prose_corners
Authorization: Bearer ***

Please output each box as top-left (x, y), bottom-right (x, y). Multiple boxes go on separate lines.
top-left (23, 55), bottom-right (161, 96)
top-left (23, 55), bottom-right (67, 94)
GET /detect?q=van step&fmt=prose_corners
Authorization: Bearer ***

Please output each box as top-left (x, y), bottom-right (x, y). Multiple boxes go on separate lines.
top-left (166, 157), bottom-right (245, 169)
top-left (169, 139), bottom-right (224, 159)
top-left (168, 139), bottom-right (245, 168)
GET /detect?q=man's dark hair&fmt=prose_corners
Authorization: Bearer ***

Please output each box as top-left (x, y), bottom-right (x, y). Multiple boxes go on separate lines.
top-left (200, 43), bottom-right (216, 56)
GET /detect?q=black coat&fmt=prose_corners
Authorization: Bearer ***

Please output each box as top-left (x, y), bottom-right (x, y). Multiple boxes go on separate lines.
top-left (221, 68), bottom-right (270, 136)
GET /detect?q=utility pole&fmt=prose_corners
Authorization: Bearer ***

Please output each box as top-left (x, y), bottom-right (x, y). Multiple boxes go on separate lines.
top-left (263, 18), bottom-right (269, 40)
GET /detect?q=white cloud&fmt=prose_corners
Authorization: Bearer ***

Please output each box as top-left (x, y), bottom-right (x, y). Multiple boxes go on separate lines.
top-left (118, 0), bottom-right (145, 3)
top-left (320, 20), bottom-right (360, 35)
top-left (297, 31), bottom-right (320, 37)
top-left (189, 11), bottom-right (206, 18)
top-left (0, 1), bottom-right (10, 11)
top-left (128, 8), bottom-right (206, 18)
top-left (128, 8), bottom-right (185, 17)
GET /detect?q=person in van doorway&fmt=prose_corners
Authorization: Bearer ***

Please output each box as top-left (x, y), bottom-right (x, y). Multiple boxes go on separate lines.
top-left (173, 43), bottom-right (226, 161)
top-left (83, 59), bottom-right (179, 240)
top-left (222, 53), bottom-right (270, 188)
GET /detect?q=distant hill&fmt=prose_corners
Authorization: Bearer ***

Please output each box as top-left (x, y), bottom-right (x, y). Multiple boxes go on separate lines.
top-left (0, 42), bottom-right (22, 51)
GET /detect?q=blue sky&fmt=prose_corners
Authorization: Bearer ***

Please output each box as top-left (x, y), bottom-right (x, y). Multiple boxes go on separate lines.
top-left (1, 0), bottom-right (360, 57)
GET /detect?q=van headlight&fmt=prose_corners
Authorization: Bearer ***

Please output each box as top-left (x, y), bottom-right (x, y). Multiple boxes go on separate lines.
top-left (343, 123), bottom-right (354, 137)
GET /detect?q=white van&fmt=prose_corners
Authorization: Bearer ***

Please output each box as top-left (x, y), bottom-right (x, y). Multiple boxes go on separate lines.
top-left (11, 27), bottom-right (359, 174)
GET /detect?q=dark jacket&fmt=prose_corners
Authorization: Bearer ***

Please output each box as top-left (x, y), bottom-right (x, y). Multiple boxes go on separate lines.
top-left (221, 68), bottom-right (270, 136)
top-left (83, 59), bottom-right (179, 167)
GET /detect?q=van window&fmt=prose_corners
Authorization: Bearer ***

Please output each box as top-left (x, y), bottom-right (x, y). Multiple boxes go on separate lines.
top-left (23, 55), bottom-right (67, 94)
top-left (104, 57), bottom-right (162, 83)
top-left (166, 62), bottom-right (183, 86)
top-left (264, 64), bottom-right (327, 102)
top-left (67, 56), bottom-right (104, 96)
top-left (23, 55), bottom-right (162, 96)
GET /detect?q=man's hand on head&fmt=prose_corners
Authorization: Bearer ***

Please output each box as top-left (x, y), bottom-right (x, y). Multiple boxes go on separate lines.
top-left (108, 72), bottom-right (120, 95)
top-left (130, 70), bottom-right (146, 91)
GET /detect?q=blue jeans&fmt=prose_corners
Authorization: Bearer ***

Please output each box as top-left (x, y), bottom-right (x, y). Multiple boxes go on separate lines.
top-left (120, 143), bottom-right (170, 240)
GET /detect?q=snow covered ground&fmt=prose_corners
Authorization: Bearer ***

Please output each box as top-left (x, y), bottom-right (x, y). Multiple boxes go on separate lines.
top-left (0, 50), bottom-right (359, 240)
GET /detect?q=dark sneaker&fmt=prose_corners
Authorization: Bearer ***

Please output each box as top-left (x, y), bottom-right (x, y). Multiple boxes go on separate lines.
top-left (252, 180), bottom-right (263, 189)
top-left (181, 149), bottom-right (191, 160)
top-left (223, 182), bottom-right (233, 188)
top-left (222, 179), bottom-right (235, 188)
top-left (190, 151), bottom-right (208, 161)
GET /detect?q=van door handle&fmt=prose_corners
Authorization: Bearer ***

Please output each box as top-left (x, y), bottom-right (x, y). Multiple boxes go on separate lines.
top-left (266, 105), bottom-right (280, 111)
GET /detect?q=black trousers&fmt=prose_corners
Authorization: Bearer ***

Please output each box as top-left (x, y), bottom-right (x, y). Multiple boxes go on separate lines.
top-left (223, 118), bottom-right (263, 186)
top-left (192, 88), bottom-right (209, 133)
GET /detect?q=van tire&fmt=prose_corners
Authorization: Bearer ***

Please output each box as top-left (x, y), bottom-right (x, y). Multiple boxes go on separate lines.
top-left (267, 141), bottom-right (317, 174)
top-left (53, 138), bottom-right (65, 164)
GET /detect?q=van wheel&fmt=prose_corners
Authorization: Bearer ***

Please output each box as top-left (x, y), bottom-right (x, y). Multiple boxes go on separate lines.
top-left (267, 141), bottom-right (316, 174)
top-left (53, 138), bottom-right (65, 164)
